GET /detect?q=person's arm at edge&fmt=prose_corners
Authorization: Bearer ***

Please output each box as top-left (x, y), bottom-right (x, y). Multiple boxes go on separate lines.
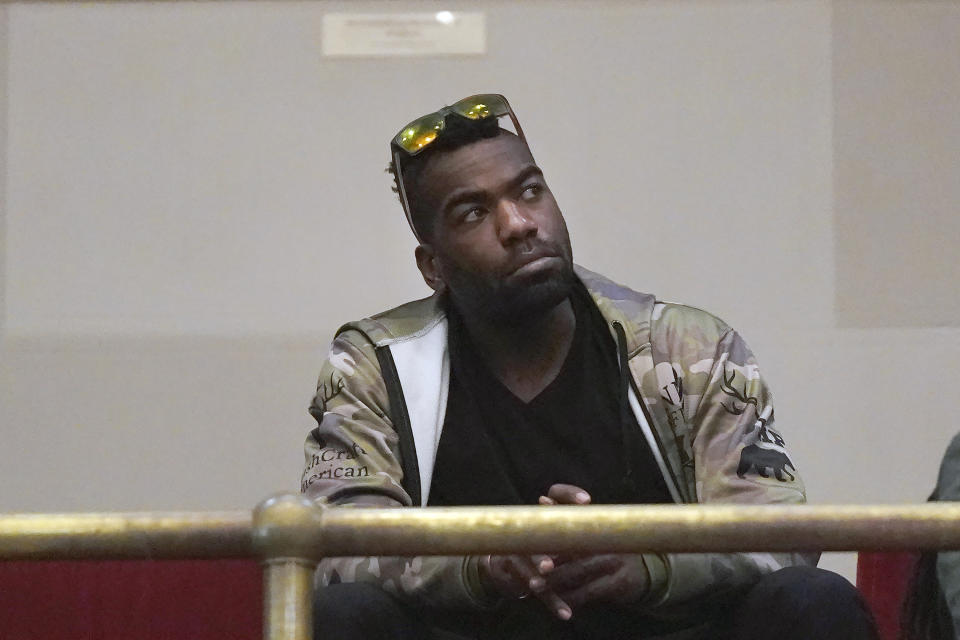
top-left (935, 433), bottom-right (960, 632)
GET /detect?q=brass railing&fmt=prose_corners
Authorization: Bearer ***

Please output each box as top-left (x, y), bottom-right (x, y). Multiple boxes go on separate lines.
top-left (3, 494), bottom-right (960, 640)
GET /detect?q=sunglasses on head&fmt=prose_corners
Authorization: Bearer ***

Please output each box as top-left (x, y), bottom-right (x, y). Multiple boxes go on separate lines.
top-left (390, 93), bottom-right (526, 241)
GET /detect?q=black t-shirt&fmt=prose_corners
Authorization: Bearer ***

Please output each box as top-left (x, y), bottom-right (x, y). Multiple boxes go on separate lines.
top-left (429, 284), bottom-right (672, 507)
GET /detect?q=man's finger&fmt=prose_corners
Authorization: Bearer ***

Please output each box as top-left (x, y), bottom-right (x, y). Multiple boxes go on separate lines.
top-left (546, 484), bottom-right (591, 504)
top-left (500, 555), bottom-right (553, 593)
top-left (497, 556), bottom-right (571, 620)
top-left (554, 556), bottom-right (650, 608)
top-left (530, 554), bottom-right (555, 574)
top-left (535, 588), bottom-right (573, 620)
top-left (501, 555), bottom-right (536, 585)
top-left (546, 555), bottom-right (620, 592)
top-left (555, 571), bottom-right (625, 609)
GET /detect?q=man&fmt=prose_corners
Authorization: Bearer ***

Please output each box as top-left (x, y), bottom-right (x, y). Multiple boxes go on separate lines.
top-left (301, 94), bottom-right (877, 639)
top-left (936, 434), bottom-right (960, 637)
top-left (902, 433), bottom-right (960, 639)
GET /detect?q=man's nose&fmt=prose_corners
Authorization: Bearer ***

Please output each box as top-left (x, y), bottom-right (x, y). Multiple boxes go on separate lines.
top-left (496, 200), bottom-right (537, 243)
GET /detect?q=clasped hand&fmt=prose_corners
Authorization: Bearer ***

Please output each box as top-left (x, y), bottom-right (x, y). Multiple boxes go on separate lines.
top-left (479, 484), bottom-right (651, 620)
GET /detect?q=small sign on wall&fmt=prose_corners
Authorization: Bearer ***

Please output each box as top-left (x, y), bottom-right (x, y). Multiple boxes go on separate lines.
top-left (322, 12), bottom-right (486, 57)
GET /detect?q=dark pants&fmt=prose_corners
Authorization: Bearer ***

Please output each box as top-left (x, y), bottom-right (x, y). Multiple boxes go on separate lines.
top-left (313, 566), bottom-right (880, 640)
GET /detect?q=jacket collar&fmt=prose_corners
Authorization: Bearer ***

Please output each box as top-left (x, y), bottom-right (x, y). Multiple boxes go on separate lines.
top-left (573, 265), bottom-right (655, 358)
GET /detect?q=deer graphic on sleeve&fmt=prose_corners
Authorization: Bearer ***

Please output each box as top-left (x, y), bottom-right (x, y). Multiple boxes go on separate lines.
top-left (719, 364), bottom-right (796, 483)
top-left (316, 372), bottom-right (345, 415)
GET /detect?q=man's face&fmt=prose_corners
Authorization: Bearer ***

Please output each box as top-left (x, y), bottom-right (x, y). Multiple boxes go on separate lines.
top-left (413, 132), bottom-right (574, 324)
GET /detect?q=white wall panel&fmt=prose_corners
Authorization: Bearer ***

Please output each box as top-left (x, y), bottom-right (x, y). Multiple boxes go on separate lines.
top-left (5, 0), bottom-right (833, 336)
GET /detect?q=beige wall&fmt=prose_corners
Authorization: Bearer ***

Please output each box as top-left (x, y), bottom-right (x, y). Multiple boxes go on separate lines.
top-left (1, 3), bottom-right (7, 337)
top-left (2, 0), bottom-right (959, 582)
top-left (834, 0), bottom-right (960, 328)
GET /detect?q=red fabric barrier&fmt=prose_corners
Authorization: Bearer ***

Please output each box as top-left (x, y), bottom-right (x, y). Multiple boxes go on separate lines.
top-left (0, 553), bottom-right (916, 639)
top-left (0, 559), bottom-right (261, 639)
top-left (857, 551), bottom-right (919, 640)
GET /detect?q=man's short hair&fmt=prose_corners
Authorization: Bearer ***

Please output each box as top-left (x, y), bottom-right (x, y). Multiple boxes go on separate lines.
top-left (388, 115), bottom-right (502, 242)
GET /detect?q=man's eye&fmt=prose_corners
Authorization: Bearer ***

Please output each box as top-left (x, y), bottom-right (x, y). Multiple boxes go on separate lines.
top-left (520, 184), bottom-right (542, 200)
top-left (461, 207), bottom-right (485, 223)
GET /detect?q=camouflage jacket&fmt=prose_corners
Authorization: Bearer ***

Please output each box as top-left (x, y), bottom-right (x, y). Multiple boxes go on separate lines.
top-left (301, 266), bottom-right (812, 610)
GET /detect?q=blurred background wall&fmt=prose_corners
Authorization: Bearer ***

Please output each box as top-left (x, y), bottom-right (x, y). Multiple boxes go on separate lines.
top-left (1, 0), bottom-right (958, 581)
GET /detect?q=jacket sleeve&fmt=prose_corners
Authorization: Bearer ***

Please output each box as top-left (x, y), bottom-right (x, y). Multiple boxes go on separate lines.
top-left (301, 330), bottom-right (492, 609)
top-left (643, 308), bottom-right (817, 609)
top-left (935, 433), bottom-right (960, 632)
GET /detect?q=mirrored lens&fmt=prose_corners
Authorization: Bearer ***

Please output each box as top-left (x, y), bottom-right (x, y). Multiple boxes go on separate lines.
top-left (450, 94), bottom-right (509, 120)
top-left (394, 113), bottom-right (446, 153)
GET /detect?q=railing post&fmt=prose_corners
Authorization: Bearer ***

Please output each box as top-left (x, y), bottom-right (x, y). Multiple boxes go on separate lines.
top-left (262, 558), bottom-right (316, 640)
top-left (253, 493), bottom-right (325, 640)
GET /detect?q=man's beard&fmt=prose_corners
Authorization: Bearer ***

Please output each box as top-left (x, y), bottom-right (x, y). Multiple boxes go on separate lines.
top-left (442, 253), bottom-right (576, 327)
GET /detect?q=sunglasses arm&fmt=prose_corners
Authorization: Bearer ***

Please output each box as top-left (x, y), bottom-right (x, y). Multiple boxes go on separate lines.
top-left (392, 147), bottom-right (424, 243)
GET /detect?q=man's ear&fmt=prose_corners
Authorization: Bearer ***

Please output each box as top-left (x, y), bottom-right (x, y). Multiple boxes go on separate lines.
top-left (415, 244), bottom-right (446, 293)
